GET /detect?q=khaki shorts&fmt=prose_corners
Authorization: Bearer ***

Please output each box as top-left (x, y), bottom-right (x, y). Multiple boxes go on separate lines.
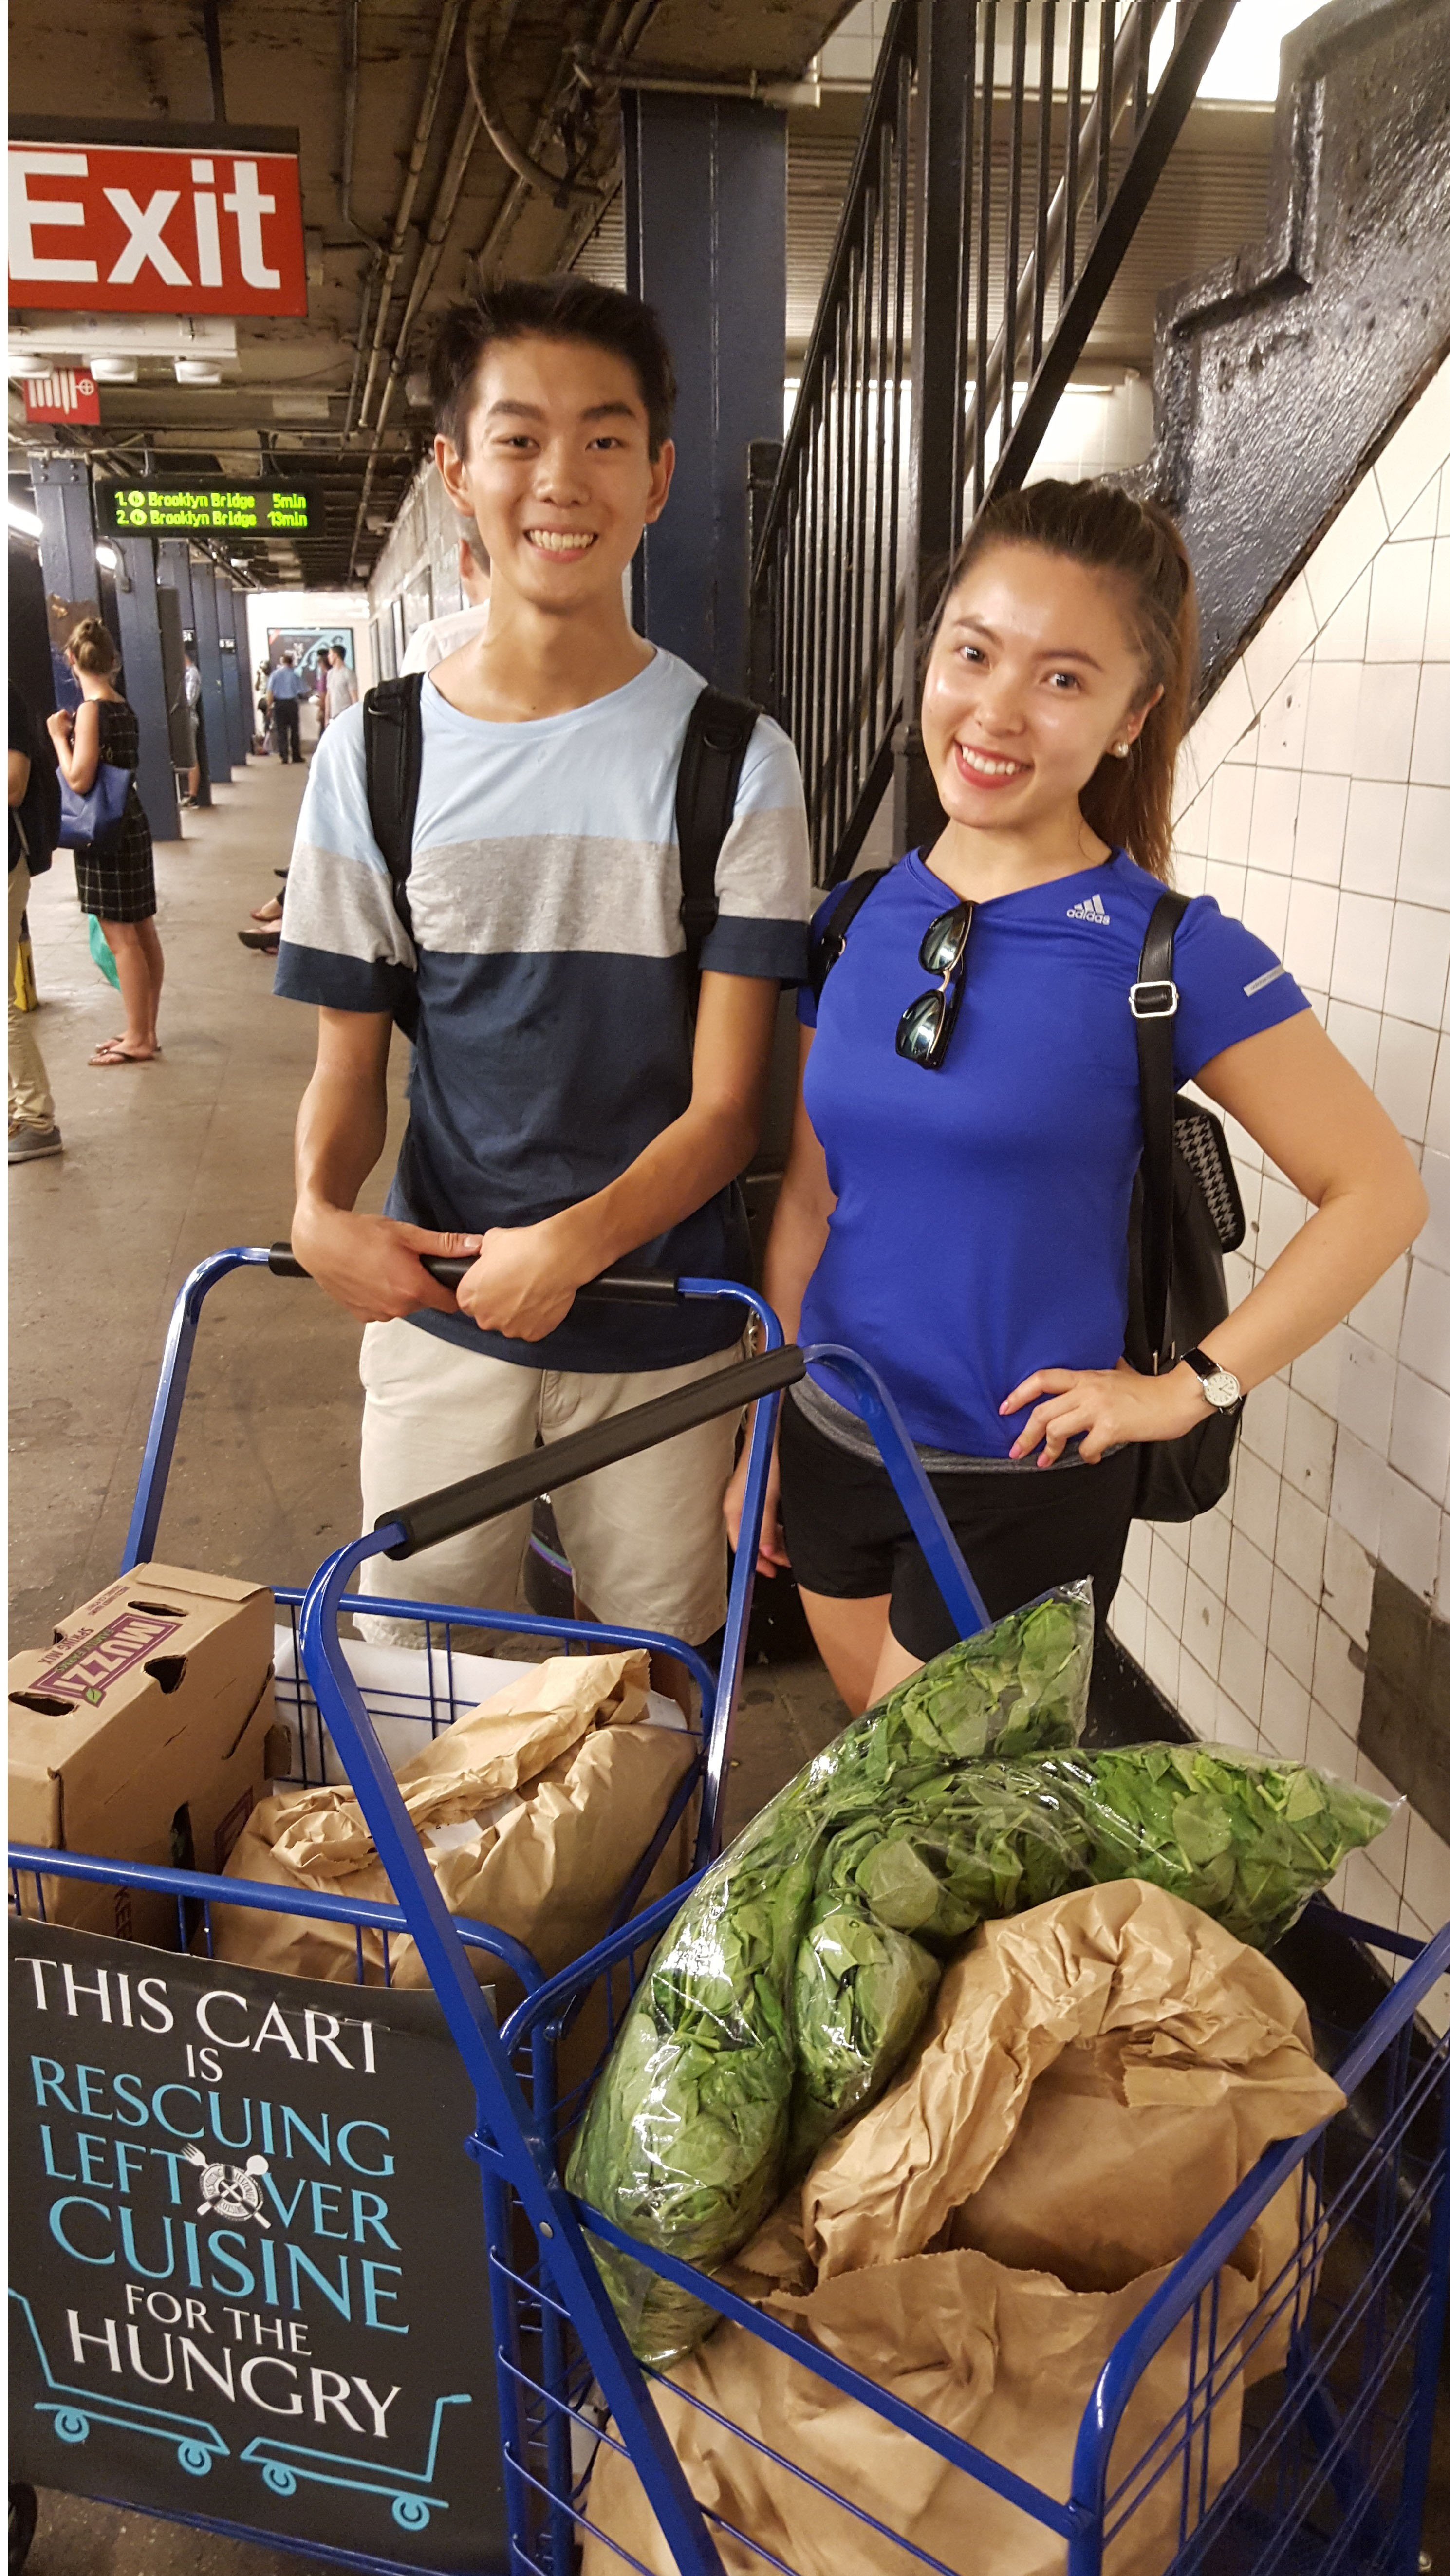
top-left (357, 1319), bottom-right (744, 1646)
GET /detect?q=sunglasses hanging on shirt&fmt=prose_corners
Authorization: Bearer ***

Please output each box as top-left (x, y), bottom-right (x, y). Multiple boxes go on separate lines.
top-left (896, 899), bottom-right (974, 1070)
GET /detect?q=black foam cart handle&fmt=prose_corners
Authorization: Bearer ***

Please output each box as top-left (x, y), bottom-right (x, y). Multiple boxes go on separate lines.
top-left (269, 1241), bottom-right (686, 1301)
top-left (377, 1344), bottom-right (804, 1560)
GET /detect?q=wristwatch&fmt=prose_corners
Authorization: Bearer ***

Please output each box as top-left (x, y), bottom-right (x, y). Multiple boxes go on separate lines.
top-left (1181, 1347), bottom-right (1243, 1414)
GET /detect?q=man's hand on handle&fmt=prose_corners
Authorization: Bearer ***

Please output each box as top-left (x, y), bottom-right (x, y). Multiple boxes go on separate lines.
top-left (291, 1202), bottom-right (482, 1325)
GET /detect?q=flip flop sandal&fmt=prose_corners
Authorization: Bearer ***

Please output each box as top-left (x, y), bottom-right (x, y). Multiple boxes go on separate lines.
top-left (89, 1039), bottom-right (158, 1066)
top-left (238, 929), bottom-right (280, 952)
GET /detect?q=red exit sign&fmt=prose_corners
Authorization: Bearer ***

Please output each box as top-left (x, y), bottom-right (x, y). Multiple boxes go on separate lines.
top-left (7, 121), bottom-right (305, 316)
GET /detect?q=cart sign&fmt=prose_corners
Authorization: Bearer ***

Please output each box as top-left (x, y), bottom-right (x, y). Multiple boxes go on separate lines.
top-left (8, 134), bottom-right (306, 315)
top-left (9, 1919), bottom-right (507, 2571)
top-left (97, 483), bottom-right (316, 538)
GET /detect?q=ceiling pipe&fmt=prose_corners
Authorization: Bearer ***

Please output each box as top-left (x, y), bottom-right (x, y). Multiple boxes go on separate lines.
top-left (349, 0), bottom-right (665, 576)
top-left (470, 0), bottom-right (657, 274)
top-left (593, 63), bottom-right (821, 108)
top-left (354, 0), bottom-right (467, 436)
top-left (347, 91), bottom-right (482, 575)
top-left (465, 0), bottom-right (607, 205)
top-left (201, 0), bottom-right (228, 124)
top-left (339, 0), bottom-right (383, 439)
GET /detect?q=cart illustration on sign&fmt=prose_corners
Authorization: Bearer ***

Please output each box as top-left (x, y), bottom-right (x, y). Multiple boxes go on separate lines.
top-left (9, 2290), bottom-right (229, 2477)
top-left (239, 2389), bottom-right (471, 2532)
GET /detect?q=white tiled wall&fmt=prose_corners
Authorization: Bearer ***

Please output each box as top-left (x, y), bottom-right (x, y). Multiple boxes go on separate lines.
top-left (1110, 357), bottom-right (1450, 2022)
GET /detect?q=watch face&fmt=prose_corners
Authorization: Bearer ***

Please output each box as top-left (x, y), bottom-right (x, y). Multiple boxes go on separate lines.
top-left (1203, 1368), bottom-right (1241, 1409)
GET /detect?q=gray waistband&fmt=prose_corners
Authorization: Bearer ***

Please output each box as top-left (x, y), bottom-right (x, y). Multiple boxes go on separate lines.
top-left (789, 1371), bottom-right (1083, 1474)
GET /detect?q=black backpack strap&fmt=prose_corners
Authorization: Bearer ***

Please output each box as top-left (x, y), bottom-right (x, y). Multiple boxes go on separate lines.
top-left (1133, 888), bottom-right (1192, 1369)
top-left (809, 866), bottom-right (890, 1004)
top-left (362, 673), bottom-right (425, 940)
top-left (675, 687), bottom-right (759, 987)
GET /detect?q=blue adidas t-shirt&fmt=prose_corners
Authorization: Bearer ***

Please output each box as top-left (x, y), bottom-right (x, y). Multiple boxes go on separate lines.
top-left (797, 847), bottom-right (1308, 1457)
top-left (275, 650), bottom-right (811, 1369)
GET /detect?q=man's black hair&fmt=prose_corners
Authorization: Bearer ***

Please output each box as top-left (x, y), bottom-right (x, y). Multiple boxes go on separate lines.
top-left (429, 275), bottom-right (676, 461)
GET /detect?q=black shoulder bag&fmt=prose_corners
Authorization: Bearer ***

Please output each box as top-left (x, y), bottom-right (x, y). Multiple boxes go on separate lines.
top-left (1126, 890), bottom-right (1248, 1521)
top-left (362, 674), bottom-right (759, 1038)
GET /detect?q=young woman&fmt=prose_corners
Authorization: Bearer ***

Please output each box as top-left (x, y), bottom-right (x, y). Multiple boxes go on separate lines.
top-left (727, 480), bottom-right (1426, 1717)
top-left (47, 619), bottom-right (164, 1066)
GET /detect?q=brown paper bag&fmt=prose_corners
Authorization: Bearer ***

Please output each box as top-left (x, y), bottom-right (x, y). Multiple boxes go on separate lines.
top-left (214, 1651), bottom-right (696, 2009)
top-left (582, 1882), bottom-right (1344, 2576)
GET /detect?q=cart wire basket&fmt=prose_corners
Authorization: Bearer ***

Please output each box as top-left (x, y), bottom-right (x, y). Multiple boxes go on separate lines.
top-left (8, 1264), bottom-right (997, 2576)
top-left (292, 1338), bottom-right (1450, 2576)
top-left (10, 1242), bottom-right (830, 1993)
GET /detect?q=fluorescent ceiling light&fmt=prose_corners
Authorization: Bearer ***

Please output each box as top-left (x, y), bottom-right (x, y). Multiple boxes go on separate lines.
top-left (94, 543), bottom-right (119, 571)
top-left (8, 501), bottom-right (43, 539)
top-left (11, 352), bottom-right (54, 380)
top-left (174, 357), bottom-right (223, 385)
top-left (89, 355), bottom-right (138, 383)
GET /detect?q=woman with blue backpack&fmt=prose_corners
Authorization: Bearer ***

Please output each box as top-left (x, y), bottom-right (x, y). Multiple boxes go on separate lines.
top-left (726, 479), bottom-right (1426, 1717)
top-left (47, 618), bottom-right (164, 1066)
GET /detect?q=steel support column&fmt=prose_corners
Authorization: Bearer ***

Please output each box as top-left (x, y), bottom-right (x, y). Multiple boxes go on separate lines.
top-left (29, 454), bottom-right (96, 612)
top-left (624, 92), bottom-right (786, 691)
top-left (112, 539), bottom-right (182, 844)
top-left (189, 560), bottom-right (232, 785)
top-left (216, 579), bottom-right (251, 764)
top-left (156, 541), bottom-right (209, 806)
top-left (892, 0), bottom-right (977, 861)
top-left (29, 455), bottom-right (98, 714)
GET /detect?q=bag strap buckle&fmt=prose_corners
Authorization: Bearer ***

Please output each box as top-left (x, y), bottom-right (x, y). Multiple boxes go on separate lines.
top-left (1130, 978), bottom-right (1179, 1020)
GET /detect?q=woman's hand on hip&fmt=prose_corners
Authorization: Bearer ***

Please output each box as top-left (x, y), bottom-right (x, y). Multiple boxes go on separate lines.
top-left (1001, 1357), bottom-right (1209, 1465)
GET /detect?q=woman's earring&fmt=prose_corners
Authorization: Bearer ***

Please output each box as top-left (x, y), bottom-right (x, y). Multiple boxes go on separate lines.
top-left (1113, 739), bottom-right (1131, 757)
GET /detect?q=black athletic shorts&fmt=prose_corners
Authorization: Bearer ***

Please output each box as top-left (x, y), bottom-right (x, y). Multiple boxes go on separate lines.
top-left (776, 1392), bottom-right (1140, 1662)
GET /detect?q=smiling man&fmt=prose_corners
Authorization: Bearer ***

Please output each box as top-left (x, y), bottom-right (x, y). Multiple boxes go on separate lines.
top-left (275, 277), bottom-right (810, 1654)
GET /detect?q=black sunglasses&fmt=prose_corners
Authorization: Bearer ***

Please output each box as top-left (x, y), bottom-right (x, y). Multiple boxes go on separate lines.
top-left (896, 900), bottom-right (974, 1069)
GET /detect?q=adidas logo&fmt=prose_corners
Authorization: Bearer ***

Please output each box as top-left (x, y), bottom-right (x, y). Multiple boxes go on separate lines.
top-left (1066, 893), bottom-right (1111, 924)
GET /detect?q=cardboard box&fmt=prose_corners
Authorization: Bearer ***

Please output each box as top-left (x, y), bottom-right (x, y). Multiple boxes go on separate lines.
top-left (8, 1563), bottom-right (278, 1945)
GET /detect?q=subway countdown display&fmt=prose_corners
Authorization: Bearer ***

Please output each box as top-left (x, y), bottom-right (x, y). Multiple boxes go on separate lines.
top-left (97, 484), bottom-right (315, 538)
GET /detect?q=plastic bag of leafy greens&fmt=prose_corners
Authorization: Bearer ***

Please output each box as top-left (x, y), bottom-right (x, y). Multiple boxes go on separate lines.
top-left (784, 1739), bottom-right (1393, 2168)
top-left (787, 1766), bottom-right (1090, 2167)
top-left (1021, 1742), bottom-right (1394, 1950)
top-left (566, 1585), bottom-right (1094, 2367)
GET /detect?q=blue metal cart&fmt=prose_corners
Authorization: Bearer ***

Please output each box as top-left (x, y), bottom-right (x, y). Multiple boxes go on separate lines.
top-left (293, 1328), bottom-right (1450, 2576)
top-left (7, 1251), bottom-right (992, 2572)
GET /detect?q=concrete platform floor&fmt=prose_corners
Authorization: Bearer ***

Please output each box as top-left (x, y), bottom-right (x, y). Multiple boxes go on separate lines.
top-left (8, 746), bottom-right (847, 2572)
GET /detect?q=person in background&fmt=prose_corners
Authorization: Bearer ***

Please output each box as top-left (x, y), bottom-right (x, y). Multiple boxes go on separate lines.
top-left (8, 681), bottom-right (62, 1162)
top-left (313, 653), bottom-right (330, 737)
top-left (180, 640), bottom-right (208, 809)
top-left (47, 618), bottom-right (164, 1067)
top-left (325, 645), bottom-right (359, 725)
top-left (401, 530), bottom-right (491, 673)
top-left (268, 651), bottom-right (306, 763)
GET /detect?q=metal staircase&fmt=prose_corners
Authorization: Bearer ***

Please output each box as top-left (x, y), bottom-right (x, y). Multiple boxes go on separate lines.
top-left (748, 0), bottom-right (1239, 884)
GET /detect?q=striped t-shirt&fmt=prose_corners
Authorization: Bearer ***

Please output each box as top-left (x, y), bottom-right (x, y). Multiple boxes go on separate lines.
top-left (275, 648), bottom-right (812, 1370)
